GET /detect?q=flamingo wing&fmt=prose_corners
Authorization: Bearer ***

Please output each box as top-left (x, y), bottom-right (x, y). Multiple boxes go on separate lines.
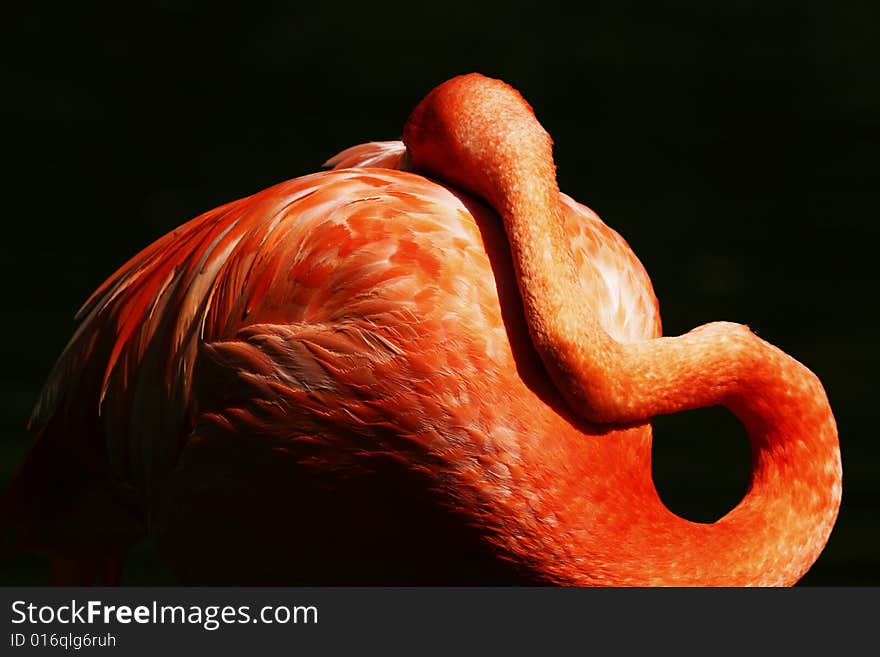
top-left (28, 168), bottom-right (495, 493)
top-left (33, 159), bottom-right (659, 494)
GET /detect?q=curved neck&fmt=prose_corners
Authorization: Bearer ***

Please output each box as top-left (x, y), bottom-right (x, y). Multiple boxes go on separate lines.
top-left (403, 73), bottom-right (841, 585)
top-left (495, 336), bottom-right (841, 586)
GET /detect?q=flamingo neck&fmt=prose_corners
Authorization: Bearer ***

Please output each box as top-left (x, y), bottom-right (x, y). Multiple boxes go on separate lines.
top-left (403, 73), bottom-right (841, 585)
top-left (499, 339), bottom-right (841, 585)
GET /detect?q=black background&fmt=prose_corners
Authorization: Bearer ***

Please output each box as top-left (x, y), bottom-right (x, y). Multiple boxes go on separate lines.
top-left (1, 1), bottom-right (877, 585)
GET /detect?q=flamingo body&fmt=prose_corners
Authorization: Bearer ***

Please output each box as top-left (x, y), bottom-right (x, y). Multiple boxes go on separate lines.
top-left (4, 75), bottom-right (840, 585)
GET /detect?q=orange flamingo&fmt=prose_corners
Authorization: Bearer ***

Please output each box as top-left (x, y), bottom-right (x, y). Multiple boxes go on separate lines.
top-left (2, 74), bottom-right (840, 585)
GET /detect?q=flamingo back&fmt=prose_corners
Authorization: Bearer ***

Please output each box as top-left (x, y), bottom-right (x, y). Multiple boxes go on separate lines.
top-left (30, 149), bottom-right (660, 498)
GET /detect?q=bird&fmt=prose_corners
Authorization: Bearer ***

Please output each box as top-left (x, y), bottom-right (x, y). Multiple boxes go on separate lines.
top-left (2, 73), bottom-right (841, 586)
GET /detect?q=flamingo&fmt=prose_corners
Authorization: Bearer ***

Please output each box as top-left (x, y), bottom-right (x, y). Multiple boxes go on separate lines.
top-left (2, 74), bottom-right (840, 586)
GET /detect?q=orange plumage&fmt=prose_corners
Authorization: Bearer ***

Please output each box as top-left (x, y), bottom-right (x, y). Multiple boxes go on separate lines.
top-left (3, 74), bottom-right (840, 585)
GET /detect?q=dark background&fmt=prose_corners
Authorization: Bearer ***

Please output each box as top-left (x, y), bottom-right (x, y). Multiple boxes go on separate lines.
top-left (1, 1), bottom-right (877, 584)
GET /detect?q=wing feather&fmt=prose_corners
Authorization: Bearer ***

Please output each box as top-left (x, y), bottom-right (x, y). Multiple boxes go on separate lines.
top-left (323, 140), bottom-right (407, 170)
